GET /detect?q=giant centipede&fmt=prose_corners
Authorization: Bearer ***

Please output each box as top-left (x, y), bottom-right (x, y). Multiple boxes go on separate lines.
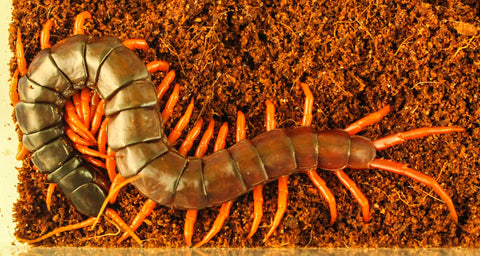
top-left (12, 11), bottom-right (464, 246)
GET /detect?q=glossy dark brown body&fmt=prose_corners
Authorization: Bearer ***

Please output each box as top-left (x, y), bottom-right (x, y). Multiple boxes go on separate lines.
top-left (15, 35), bottom-right (377, 216)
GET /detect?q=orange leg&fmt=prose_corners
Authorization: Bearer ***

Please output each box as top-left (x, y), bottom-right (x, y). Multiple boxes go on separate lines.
top-left (106, 147), bottom-right (117, 183)
top-left (117, 198), bottom-right (157, 243)
top-left (46, 183), bottom-right (56, 211)
top-left (184, 209), bottom-right (198, 246)
top-left (344, 105), bottom-right (391, 136)
top-left (161, 83), bottom-right (180, 124)
top-left (65, 100), bottom-right (96, 143)
top-left (184, 119), bottom-right (215, 246)
top-left (122, 39), bottom-right (149, 50)
top-left (157, 70), bottom-right (176, 100)
top-left (74, 143), bottom-right (111, 159)
top-left (195, 119), bottom-right (215, 157)
top-left (299, 82), bottom-right (313, 127)
top-left (65, 126), bottom-right (94, 146)
top-left (81, 155), bottom-right (106, 169)
top-left (104, 208), bottom-right (142, 245)
top-left (97, 118), bottom-right (109, 155)
top-left (334, 170), bottom-right (371, 223)
top-left (306, 170), bottom-right (337, 225)
top-left (147, 60), bottom-right (169, 73)
top-left (40, 18), bottom-right (53, 49)
top-left (80, 88), bottom-right (91, 128)
top-left (89, 92), bottom-right (100, 123)
top-left (16, 142), bottom-right (29, 161)
top-left (370, 158), bottom-right (458, 223)
top-left (373, 127), bottom-right (465, 150)
top-left (168, 99), bottom-right (194, 144)
top-left (179, 118), bottom-right (204, 156)
top-left (65, 116), bottom-right (96, 145)
top-left (73, 11), bottom-right (92, 35)
top-left (72, 92), bottom-right (83, 119)
top-left (194, 122), bottom-right (231, 247)
top-left (9, 69), bottom-right (19, 107)
top-left (263, 100), bottom-right (289, 241)
top-left (108, 173), bottom-right (126, 204)
top-left (16, 30), bottom-right (27, 76)
top-left (90, 99), bottom-right (105, 135)
top-left (247, 184), bottom-right (264, 239)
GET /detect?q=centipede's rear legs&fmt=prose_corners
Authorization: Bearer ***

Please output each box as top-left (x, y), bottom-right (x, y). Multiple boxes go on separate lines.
top-left (342, 106), bottom-right (462, 223)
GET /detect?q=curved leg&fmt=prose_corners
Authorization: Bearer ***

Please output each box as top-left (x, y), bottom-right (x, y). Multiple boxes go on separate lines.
top-left (108, 174), bottom-right (126, 204)
top-left (16, 142), bottom-right (29, 161)
top-left (81, 155), bottom-right (106, 169)
top-left (370, 158), bottom-right (458, 222)
top-left (106, 147), bottom-right (117, 183)
top-left (9, 69), bottom-right (19, 106)
top-left (117, 198), bottom-right (157, 243)
top-left (65, 100), bottom-right (96, 143)
top-left (161, 83), bottom-right (180, 124)
top-left (344, 105), bottom-right (391, 136)
top-left (80, 88), bottom-right (91, 128)
top-left (184, 209), bottom-right (198, 246)
top-left (40, 18), bottom-right (53, 49)
top-left (306, 170), bottom-right (337, 225)
top-left (90, 99), bottom-right (105, 135)
top-left (157, 70), bottom-right (176, 100)
top-left (65, 126), bottom-right (93, 146)
top-left (334, 170), bottom-right (370, 223)
top-left (147, 60), bottom-right (169, 73)
top-left (168, 99), bottom-right (194, 144)
top-left (73, 11), bottom-right (92, 35)
top-left (16, 30), bottom-right (27, 76)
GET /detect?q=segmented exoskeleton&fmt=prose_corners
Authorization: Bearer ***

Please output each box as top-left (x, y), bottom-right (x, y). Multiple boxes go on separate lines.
top-left (13, 11), bottom-right (464, 246)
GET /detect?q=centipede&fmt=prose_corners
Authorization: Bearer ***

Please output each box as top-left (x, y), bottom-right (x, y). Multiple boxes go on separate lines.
top-left (11, 11), bottom-right (465, 247)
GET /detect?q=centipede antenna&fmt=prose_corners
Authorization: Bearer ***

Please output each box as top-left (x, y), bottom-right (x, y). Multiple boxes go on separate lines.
top-left (18, 217), bottom-right (96, 244)
top-left (91, 175), bottom-right (141, 229)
